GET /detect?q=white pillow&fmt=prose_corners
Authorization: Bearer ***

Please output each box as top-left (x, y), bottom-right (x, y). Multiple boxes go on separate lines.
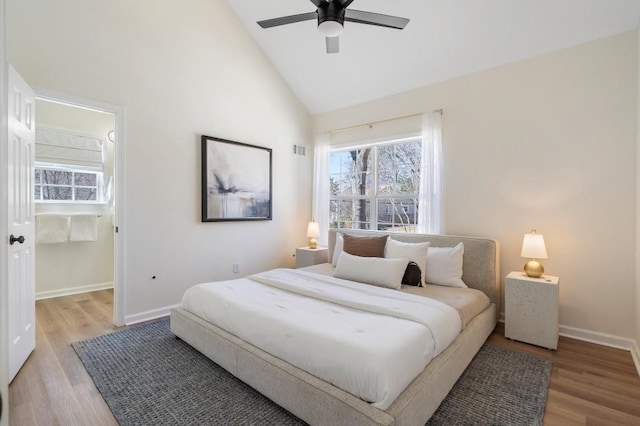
top-left (331, 232), bottom-right (344, 266)
top-left (384, 238), bottom-right (430, 287)
top-left (334, 252), bottom-right (407, 290)
top-left (425, 243), bottom-right (466, 288)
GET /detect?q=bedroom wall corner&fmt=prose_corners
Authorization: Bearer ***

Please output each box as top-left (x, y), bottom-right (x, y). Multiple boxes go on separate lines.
top-left (5, 0), bottom-right (313, 321)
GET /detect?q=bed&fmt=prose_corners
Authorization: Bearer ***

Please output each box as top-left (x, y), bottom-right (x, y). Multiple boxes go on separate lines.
top-left (170, 229), bottom-right (500, 425)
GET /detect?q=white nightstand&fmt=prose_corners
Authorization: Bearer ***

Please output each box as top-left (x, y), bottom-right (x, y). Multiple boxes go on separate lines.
top-left (295, 247), bottom-right (328, 268)
top-left (505, 271), bottom-right (559, 350)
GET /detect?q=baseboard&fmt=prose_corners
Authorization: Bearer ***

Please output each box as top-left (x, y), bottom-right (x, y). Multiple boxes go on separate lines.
top-left (499, 313), bottom-right (640, 376)
top-left (632, 341), bottom-right (640, 376)
top-left (36, 281), bottom-right (114, 300)
top-left (124, 303), bottom-right (180, 326)
top-left (558, 324), bottom-right (635, 351)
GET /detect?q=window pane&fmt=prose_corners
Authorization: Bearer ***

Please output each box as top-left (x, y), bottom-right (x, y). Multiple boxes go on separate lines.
top-left (42, 170), bottom-right (72, 185)
top-left (329, 174), bottom-right (354, 196)
top-left (75, 188), bottom-right (97, 201)
top-left (377, 198), bottom-right (418, 232)
top-left (329, 149), bottom-right (372, 197)
top-left (329, 199), bottom-right (370, 229)
top-left (35, 164), bottom-right (103, 204)
top-left (42, 186), bottom-right (72, 200)
top-left (75, 172), bottom-right (97, 186)
top-left (377, 141), bottom-right (421, 195)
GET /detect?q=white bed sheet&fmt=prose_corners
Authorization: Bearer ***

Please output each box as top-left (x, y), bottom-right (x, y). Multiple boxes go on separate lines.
top-left (181, 268), bottom-right (461, 410)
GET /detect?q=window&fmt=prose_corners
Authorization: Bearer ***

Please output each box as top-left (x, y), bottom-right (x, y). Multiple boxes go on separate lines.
top-left (34, 163), bottom-right (103, 203)
top-left (34, 127), bottom-right (106, 204)
top-left (329, 137), bottom-right (421, 231)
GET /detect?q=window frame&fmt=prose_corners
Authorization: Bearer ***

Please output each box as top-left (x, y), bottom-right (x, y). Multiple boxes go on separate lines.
top-left (329, 136), bottom-right (421, 232)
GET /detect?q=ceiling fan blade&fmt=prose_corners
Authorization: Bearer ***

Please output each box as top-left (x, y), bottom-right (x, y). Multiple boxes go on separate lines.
top-left (337, 0), bottom-right (355, 7)
top-left (326, 36), bottom-right (339, 54)
top-left (344, 9), bottom-right (410, 30)
top-left (257, 12), bottom-right (317, 29)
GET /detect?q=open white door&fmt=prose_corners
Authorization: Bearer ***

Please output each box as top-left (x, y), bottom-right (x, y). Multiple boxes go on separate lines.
top-left (7, 65), bottom-right (35, 382)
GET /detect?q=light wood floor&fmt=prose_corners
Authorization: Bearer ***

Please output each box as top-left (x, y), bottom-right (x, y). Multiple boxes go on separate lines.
top-left (8, 289), bottom-right (640, 425)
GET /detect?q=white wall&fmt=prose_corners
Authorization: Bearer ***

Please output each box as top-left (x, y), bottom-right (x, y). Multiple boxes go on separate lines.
top-left (316, 32), bottom-right (638, 339)
top-left (7, 0), bottom-right (313, 321)
top-left (34, 100), bottom-right (115, 298)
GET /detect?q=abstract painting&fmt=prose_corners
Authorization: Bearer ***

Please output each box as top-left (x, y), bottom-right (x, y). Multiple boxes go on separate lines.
top-left (201, 135), bottom-right (272, 222)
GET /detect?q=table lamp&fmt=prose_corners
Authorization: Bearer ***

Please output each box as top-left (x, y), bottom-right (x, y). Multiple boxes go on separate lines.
top-left (521, 229), bottom-right (548, 278)
top-left (307, 221), bottom-right (320, 249)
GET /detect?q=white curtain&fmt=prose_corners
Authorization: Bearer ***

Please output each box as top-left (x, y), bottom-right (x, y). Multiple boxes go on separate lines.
top-left (417, 112), bottom-right (443, 234)
top-left (312, 133), bottom-right (330, 247)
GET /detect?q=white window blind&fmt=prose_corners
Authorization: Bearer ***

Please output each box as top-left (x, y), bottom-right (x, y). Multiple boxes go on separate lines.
top-left (35, 128), bottom-right (104, 169)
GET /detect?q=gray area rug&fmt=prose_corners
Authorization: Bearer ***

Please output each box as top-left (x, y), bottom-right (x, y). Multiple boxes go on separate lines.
top-left (426, 344), bottom-right (552, 426)
top-left (73, 317), bottom-right (552, 426)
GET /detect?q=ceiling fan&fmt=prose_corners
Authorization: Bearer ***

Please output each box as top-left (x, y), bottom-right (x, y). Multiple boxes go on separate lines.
top-left (257, 0), bottom-right (410, 54)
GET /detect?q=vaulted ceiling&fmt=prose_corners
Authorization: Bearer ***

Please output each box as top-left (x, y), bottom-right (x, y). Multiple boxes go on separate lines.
top-left (227, 0), bottom-right (640, 114)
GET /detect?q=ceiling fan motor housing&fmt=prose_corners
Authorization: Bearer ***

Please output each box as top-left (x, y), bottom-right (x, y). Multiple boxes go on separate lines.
top-left (317, 2), bottom-right (345, 26)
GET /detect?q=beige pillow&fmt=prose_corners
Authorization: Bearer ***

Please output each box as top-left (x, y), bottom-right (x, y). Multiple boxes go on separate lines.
top-left (342, 233), bottom-right (387, 258)
top-left (334, 252), bottom-right (407, 290)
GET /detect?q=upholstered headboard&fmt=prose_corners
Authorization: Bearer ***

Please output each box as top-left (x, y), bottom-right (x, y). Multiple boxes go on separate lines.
top-left (328, 229), bottom-right (500, 311)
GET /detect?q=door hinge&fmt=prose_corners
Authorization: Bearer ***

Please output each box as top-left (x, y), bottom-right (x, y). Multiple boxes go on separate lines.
top-left (115, 226), bottom-right (119, 233)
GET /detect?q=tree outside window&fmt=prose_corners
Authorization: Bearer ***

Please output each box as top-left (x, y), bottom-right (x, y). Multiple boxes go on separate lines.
top-left (34, 165), bottom-right (101, 203)
top-left (329, 138), bottom-right (421, 232)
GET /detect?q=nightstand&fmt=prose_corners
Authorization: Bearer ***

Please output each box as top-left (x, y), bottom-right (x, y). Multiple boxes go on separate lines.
top-left (505, 271), bottom-right (559, 350)
top-left (295, 247), bottom-right (328, 268)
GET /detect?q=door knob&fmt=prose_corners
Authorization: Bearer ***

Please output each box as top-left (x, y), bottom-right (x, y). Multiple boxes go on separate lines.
top-left (9, 235), bottom-right (25, 245)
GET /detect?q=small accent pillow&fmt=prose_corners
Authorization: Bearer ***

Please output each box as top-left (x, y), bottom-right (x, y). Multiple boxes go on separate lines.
top-left (342, 233), bottom-right (388, 258)
top-left (384, 239), bottom-right (430, 287)
top-left (425, 243), bottom-right (467, 288)
top-left (402, 262), bottom-right (422, 286)
top-left (334, 252), bottom-right (407, 290)
top-left (331, 232), bottom-right (344, 266)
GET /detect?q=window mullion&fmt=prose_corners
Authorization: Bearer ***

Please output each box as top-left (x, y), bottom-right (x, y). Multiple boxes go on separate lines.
top-left (372, 145), bottom-right (378, 230)
top-left (71, 171), bottom-right (76, 201)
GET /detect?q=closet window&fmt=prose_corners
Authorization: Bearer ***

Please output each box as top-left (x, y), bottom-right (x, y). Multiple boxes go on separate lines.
top-left (34, 164), bottom-right (102, 203)
top-left (34, 127), bottom-right (105, 204)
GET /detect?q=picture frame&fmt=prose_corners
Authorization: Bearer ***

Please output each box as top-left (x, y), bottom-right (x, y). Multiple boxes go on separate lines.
top-left (201, 135), bottom-right (272, 222)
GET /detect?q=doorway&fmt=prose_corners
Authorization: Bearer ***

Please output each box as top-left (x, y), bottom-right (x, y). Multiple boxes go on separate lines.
top-left (34, 91), bottom-right (125, 326)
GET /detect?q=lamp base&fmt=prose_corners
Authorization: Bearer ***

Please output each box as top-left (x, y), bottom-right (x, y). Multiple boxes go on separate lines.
top-left (308, 238), bottom-right (317, 249)
top-left (524, 260), bottom-right (544, 278)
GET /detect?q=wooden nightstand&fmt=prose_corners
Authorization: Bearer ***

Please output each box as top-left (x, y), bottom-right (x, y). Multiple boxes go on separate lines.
top-left (505, 271), bottom-right (559, 350)
top-left (295, 247), bottom-right (328, 268)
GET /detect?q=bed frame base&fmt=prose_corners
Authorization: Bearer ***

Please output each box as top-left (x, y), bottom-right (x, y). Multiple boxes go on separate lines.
top-left (171, 303), bottom-right (496, 426)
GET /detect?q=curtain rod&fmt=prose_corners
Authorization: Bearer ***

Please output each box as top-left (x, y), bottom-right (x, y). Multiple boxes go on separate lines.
top-left (328, 109), bottom-right (443, 134)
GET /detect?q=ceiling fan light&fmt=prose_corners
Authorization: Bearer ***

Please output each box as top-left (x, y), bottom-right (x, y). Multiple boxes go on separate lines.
top-left (318, 20), bottom-right (343, 37)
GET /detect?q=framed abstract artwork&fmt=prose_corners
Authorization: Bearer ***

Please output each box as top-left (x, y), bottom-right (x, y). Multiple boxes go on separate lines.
top-left (201, 135), bottom-right (272, 222)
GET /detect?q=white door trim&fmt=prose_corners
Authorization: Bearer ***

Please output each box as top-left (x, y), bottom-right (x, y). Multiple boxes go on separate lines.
top-left (34, 89), bottom-right (126, 326)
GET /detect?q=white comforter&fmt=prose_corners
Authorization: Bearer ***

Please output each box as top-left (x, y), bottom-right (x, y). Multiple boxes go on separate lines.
top-left (181, 268), bottom-right (461, 410)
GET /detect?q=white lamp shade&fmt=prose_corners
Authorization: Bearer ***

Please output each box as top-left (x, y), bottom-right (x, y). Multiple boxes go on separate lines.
top-left (306, 221), bottom-right (320, 238)
top-left (318, 20), bottom-right (343, 37)
top-left (521, 232), bottom-right (548, 259)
